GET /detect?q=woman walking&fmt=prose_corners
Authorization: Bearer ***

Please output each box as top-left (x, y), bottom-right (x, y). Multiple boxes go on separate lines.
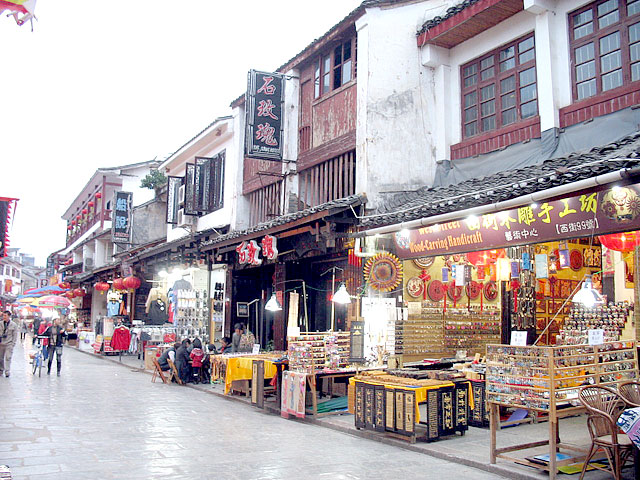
top-left (43, 318), bottom-right (66, 376)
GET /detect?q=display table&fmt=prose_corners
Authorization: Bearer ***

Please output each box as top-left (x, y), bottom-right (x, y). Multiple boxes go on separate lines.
top-left (211, 354), bottom-right (282, 394)
top-left (351, 373), bottom-right (472, 443)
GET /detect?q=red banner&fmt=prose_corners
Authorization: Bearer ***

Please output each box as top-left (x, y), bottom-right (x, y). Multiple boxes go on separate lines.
top-left (394, 183), bottom-right (640, 259)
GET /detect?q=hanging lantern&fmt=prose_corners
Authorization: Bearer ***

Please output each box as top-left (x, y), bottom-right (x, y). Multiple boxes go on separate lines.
top-left (95, 192), bottom-right (102, 199)
top-left (123, 276), bottom-right (141, 290)
top-left (59, 282), bottom-right (71, 290)
top-left (73, 288), bottom-right (86, 297)
top-left (94, 281), bottom-right (110, 294)
top-left (598, 231), bottom-right (640, 252)
top-left (63, 291), bottom-right (75, 299)
top-left (67, 225), bottom-right (72, 230)
top-left (76, 215), bottom-right (80, 220)
top-left (88, 201), bottom-right (94, 208)
top-left (71, 220), bottom-right (76, 226)
top-left (112, 278), bottom-right (125, 291)
top-left (82, 208), bottom-right (88, 215)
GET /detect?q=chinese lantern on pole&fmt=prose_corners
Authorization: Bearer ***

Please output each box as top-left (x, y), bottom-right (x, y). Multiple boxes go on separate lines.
top-left (94, 282), bottom-right (110, 294)
top-left (123, 276), bottom-right (141, 291)
top-left (73, 288), bottom-right (86, 298)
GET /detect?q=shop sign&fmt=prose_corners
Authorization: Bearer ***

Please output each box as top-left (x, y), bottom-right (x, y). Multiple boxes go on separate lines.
top-left (245, 70), bottom-right (285, 161)
top-left (166, 176), bottom-right (182, 224)
top-left (236, 240), bottom-right (263, 266)
top-left (4, 279), bottom-right (12, 293)
top-left (394, 183), bottom-right (640, 259)
top-left (261, 235), bottom-right (278, 260)
top-left (236, 235), bottom-right (279, 265)
top-left (111, 191), bottom-right (133, 244)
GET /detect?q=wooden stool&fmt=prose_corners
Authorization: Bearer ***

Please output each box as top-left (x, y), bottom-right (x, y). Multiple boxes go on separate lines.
top-left (167, 358), bottom-right (183, 385)
top-left (151, 358), bottom-right (169, 384)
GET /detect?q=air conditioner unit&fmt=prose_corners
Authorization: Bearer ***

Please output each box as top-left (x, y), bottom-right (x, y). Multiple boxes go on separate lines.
top-left (177, 208), bottom-right (196, 228)
top-left (83, 257), bottom-right (94, 271)
top-left (178, 185), bottom-right (186, 206)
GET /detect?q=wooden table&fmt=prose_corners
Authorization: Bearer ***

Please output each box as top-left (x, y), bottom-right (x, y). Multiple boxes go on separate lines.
top-left (306, 370), bottom-right (359, 417)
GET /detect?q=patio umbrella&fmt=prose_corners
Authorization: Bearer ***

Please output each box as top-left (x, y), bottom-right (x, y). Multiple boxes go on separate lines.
top-left (33, 295), bottom-right (72, 309)
top-left (17, 297), bottom-right (36, 304)
top-left (0, 0), bottom-right (37, 27)
top-left (23, 285), bottom-right (67, 296)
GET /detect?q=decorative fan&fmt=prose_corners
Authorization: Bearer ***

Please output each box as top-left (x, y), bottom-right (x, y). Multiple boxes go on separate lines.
top-left (447, 281), bottom-right (464, 301)
top-left (406, 277), bottom-right (424, 298)
top-left (466, 280), bottom-right (482, 300)
top-left (484, 281), bottom-right (498, 301)
top-left (413, 257), bottom-right (434, 269)
top-left (427, 280), bottom-right (445, 301)
top-left (364, 253), bottom-right (403, 292)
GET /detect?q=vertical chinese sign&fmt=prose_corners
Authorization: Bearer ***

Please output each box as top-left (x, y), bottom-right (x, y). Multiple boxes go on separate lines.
top-left (166, 176), bottom-right (182, 225)
top-left (245, 70), bottom-right (285, 161)
top-left (0, 197), bottom-right (17, 258)
top-left (111, 191), bottom-right (133, 244)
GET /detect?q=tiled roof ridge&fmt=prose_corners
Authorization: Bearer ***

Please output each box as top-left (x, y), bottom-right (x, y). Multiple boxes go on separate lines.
top-left (417, 0), bottom-right (482, 36)
top-left (361, 131), bottom-right (640, 227)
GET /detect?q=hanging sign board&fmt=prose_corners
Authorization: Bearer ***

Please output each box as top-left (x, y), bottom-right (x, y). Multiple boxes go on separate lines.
top-left (245, 70), bottom-right (285, 161)
top-left (111, 191), bottom-right (132, 244)
top-left (166, 176), bottom-right (181, 225)
top-left (393, 184), bottom-right (640, 259)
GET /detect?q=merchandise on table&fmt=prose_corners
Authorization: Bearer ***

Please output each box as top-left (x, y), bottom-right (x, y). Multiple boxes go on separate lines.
top-left (287, 331), bottom-right (350, 373)
top-left (557, 302), bottom-right (633, 345)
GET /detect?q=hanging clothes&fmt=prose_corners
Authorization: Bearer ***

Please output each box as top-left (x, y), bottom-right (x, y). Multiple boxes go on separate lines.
top-left (172, 279), bottom-right (192, 291)
top-left (145, 288), bottom-right (168, 313)
top-left (107, 301), bottom-right (120, 317)
top-left (148, 299), bottom-right (168, 325)
top-left (111, 326), bottom-right (131, 351)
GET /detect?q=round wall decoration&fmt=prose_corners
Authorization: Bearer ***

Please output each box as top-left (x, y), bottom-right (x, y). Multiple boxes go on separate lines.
top-left (413, 257), bottom-right (434, 269)
top-left (466, 280), bottom-right (482, 300)
top-left (406, 277), bottom-right (424, 298)
top-left (569, 249), bottom-right (583, 271)
top-left (447, 281), bottom-right (464, 301)
top-left (427, 280), bottom-right (445, 301)
top-left (364, 253), bottom-right (403, 292)
top-left (484, 281), bottom-right (498, 301)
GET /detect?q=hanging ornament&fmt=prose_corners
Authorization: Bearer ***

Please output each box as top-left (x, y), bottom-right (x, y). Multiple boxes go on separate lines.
top-left (364, 253), bottom-right (403, 292)
top-left (406, 277), bottom-right (424, 298)
top-left (598, 231), bottom-right (640, 252)
top-left (94, 281), bottom-right (110, 294)
top-left (73, 288), bottom-right (86, 297)
top-left (123, 276), bottom-right (142, 290)
top-left (112, 278), bottom-right (126, 291)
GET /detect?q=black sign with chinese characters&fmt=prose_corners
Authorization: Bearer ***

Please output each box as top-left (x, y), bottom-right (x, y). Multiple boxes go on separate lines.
top-left (245, 70), bottom-right (285, 161)
top-left (166, 176), bottom-right (182, 225)
top-left (111, 191), bottom-right (132, 244)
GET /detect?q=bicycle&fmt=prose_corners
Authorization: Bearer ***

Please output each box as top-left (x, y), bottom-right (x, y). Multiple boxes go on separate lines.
top-left (31, 336), bottom-right (48, 377)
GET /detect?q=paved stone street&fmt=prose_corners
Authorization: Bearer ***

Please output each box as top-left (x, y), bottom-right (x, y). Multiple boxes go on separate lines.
top-left (0, 340), bottom-right (505, 480)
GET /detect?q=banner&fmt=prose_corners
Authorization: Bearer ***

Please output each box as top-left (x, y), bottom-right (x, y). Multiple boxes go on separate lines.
top-left (111, 191), bottom-right (132, 244)
top-left (394, 183), bottom-right (640, 259)
top-left (0, 197), bottom-right (17, 258)
top-left (245, 70), bottom-right (285, 161)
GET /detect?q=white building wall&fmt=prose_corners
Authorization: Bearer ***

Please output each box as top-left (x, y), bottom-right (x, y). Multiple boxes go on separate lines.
top-left (356, 2), bottom-right (441, 209)
top-left (120, 165), bottom-right (156, 207)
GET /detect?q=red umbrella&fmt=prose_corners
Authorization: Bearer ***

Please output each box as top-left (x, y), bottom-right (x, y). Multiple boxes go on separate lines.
top-left (33, 295), bottom-right (72, 309)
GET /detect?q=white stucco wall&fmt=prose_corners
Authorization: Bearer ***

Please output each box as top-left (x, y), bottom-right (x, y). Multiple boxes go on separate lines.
top-left (120, 165), bottom-right (156, 207)
top-left (356, 2), bottom-right (444, 210)
top-left (420, 0), bottom-right (594, 158)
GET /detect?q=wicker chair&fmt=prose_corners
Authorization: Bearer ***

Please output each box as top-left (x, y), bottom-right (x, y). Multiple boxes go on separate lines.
top-left (619, 381), bottom-right (640, 407)
top-left (579, 385), bottom-right (634, 480)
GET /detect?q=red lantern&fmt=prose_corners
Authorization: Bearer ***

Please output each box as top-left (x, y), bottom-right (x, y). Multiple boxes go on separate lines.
top-left (88, 201), bottom-right (94, 207)
top-left (123, 276), bottom-right (141, 290)
top-left (67, 225), bottom-right (72, 230)
top-left (76, 215), bottom-right (80, 220)
top-left (95, 192), bottom-right (102, 199)
top-left (71, 220), bottom-right (76, 226)
top-left (82, 209), bottom-right (88, 215)
top-left (59, 282), bottom-right (71, 290)
top-left (112, 278), bottom-right (125, 291)
top-left (63, 291), bottom-right (75, 299)
top-left (94, 281), bottom-right (110, 294)
top-left (598, 231), bottom-right (640, 252)
top-left (73, 288), bottom-right (86, 297)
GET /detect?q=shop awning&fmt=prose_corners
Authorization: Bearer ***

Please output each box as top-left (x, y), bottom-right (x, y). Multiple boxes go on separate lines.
top-left (201, 194), bottom-right (366, 251)
top-left (358, 132), bottom-right (640, 236)
top-left (417, 0), bottom-right (524, 48)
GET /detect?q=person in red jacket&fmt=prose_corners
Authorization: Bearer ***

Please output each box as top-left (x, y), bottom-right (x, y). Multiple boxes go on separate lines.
top-left (38, 319), bottom-right (51, 361)
top-left (189, 338), bottom-right (205, 382)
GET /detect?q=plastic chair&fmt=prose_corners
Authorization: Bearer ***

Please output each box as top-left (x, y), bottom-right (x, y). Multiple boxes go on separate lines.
top-left (579, 385), bottom-right (634, 480)
top-left (619, 381), bottom-right (640, 408)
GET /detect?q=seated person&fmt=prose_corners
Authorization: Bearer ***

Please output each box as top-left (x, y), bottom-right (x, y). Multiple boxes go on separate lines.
top-left (175, 339), bottom-right (192, 383)
top-left (219, 336), bottom-right (232, 354)
top-left (157, 342), bottom-right (180, 372)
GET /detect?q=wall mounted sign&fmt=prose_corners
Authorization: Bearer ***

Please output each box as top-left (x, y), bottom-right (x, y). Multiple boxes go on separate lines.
top-left (236, 235), bottom-right (279, 266)
top-left (111, 191), bottom-right (132, 244)
top-left (261, 234), bottom-right (278, 260)
top-left (166, 176), bottom-right (181, 225)
top-left (393, 184), bottom-right (640, 259)
top-left (0, 197), bottom-right (17, 258)
top-left (245, 70), bottom-right (285, 161)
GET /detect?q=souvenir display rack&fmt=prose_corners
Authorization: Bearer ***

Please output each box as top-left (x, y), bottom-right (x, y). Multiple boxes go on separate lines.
top-left (401, 302), bottom-right (501, 357)
top-left (487, 341), bottom-right (639, 479)
top-left (174, 288), bottom-right (209, 331)
top-left (557, 302), bottom-right (633, 345)
top-left (287, 331), bottom-right (351, 373)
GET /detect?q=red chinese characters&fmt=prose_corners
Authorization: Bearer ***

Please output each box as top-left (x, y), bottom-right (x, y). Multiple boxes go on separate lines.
top-left (236, 240), bottom-right (262, 266)
top-left (255, 123), bottom-right (278, 146)
top-left (261, 235), bottom-right (278, 260)
top-left (257, 76), bottom-right (276, 95)
top-left (257, 99), bottom-right (278, 120)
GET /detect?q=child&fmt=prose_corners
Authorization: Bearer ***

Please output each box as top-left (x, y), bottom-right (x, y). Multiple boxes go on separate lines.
top-left (189, 338), bottom-right (205, 382)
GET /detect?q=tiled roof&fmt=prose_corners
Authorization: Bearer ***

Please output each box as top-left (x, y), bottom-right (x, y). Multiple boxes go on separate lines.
top-left (417, 0), bottom-right (482, 36)
top-left (204, 194), bottom-right (366, 247)
top-left (360, 132), bottom-right (640, 228)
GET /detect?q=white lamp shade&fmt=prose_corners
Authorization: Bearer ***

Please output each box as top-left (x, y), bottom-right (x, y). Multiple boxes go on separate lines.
top-left (572, 276), bottom-right (603, 308)
top-left (332, 284), bottom-right (351, 304)
top-left (265, 293), bottom-right (282, 311)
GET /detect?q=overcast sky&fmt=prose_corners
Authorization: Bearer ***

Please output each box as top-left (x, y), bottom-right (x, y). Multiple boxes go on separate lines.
top-left (0, 0), bottom-right (362, 266)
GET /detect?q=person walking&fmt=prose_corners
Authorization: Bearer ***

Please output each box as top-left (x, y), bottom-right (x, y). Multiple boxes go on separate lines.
top-left (0, 311), bottom-right (18, 377)
top-left (43, 318), bottom-right (66, 376)
top-left (19, 316), bottom-right (28, 341)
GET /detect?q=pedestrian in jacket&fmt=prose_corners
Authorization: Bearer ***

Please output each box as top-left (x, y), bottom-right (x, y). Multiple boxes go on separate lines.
top-left (175, 339), bottom-right (191, 384)
top-left (43, 318), bottom-right (67, 376)
top-left (0, 311), bottom-right (18, 377)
